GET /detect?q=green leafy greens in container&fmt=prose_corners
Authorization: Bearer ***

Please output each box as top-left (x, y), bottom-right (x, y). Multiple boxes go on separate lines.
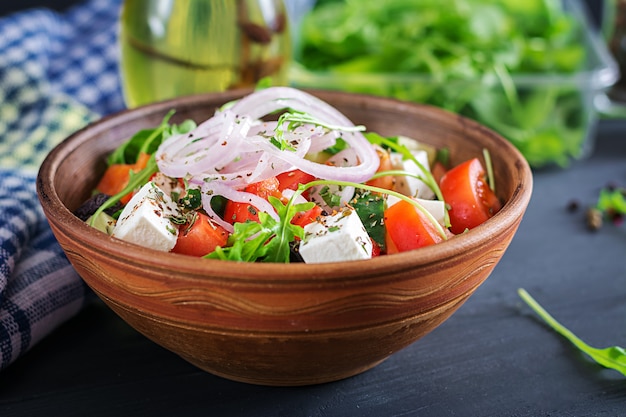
top-left (292, 0), bottom-right (596, 167)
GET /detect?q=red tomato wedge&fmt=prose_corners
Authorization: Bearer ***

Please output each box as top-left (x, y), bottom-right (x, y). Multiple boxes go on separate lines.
top-left (96, 152), bottom-right (151, 204)
top-left (223, 177), bottom-right (281, 224)
top-left (291, 204), bottom-right (323, 228)
top-left (370, 239), bottom-right (382, 257)
top-left (172, 212), bottom-right (229, 257)
top-left (384, 199), bottom-right (444, 254)
top-left (276, 169), bottom-right (317, 199)
top-left (439, 157), bottom-right (501, 234)
top-left (431, 161), bottom-right (448, 185)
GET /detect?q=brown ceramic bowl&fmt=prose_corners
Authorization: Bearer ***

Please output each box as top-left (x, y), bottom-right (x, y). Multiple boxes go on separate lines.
top-left (37, 89), bottom-right (532, 386)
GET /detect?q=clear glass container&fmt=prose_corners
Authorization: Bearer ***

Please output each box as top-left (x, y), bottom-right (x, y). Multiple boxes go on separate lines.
top-left (119, 0), bottom-right (291, 108)
top-left (290, 0), bottom-right (618, 168)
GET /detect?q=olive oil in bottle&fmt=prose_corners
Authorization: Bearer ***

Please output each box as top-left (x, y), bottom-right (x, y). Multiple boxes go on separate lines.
top-left (119, 0), bottom-right (291, 108)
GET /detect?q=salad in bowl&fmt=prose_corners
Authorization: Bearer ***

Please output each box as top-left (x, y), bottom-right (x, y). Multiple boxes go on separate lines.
top-left (77, 86), bottom-right (501, 264)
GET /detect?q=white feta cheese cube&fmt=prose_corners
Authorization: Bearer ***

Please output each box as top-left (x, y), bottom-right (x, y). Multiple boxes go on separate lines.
top-left (390, 150), bottom-right (435, 200)
top-left (308, 149), bottom-right (357, 212)
top-left (386, 196), bottom-right (446, 226)
top-left (396, 135), bottom-right (423, 152)
top-left (396, 136), bottom-right (436, 163)
top-left (308, 183), bottom-right (355, 213)
top-left (150, 171), bottom-right (185, 198)
top-left (299, 209), bottom-right (373, 263)
top-left (112, 182), bottom-right (180, 252)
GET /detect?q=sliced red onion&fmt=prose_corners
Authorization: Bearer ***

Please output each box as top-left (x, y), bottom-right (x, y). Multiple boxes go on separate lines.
top-left (307, 129), bottom-right (339, 153)
top-left (156, 87), bottom-right (380, 224)
top-left (281, 189), bottom-right (308, 205)
top-left (157, 112), bottom-right (253, 178)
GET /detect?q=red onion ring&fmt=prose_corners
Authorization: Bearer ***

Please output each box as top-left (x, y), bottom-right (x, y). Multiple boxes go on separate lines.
top-left (156, 87), bottom-right (380, 222)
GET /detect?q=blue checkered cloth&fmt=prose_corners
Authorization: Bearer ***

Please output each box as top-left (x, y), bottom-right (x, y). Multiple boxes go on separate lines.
top-left (0, 0), bottom-right (125, 370)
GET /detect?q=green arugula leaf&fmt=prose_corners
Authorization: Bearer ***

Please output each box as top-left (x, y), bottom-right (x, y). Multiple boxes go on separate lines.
top-left (208, 220), bottom-right (273, 262)
top-left (271, 109), bottom-right (365, 153)
top-left (435, 147), bottom-right (450, 167)
top-left (206, 196), bottom-right (313, 263)
top-left (596, 187), bottom-right (626, 217)
top-left (89, 155), bottom-right (159, 227)
top-left (518, 288), bottom-right (626, 376)
top-left (107, 110), bottom-right (172, 165)
top-left (263, 196), bottom-right (314, 263)
top-left (107, 110), bottom-right (196, 165)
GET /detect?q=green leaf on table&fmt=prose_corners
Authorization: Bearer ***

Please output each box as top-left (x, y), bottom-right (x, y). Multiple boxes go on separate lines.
top-left (518, 288), bottom-right (626, 376)
top-left (596, 187), bottom-right (626, 216)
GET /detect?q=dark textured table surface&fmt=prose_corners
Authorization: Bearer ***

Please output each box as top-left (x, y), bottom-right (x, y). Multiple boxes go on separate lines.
top-left (1, 120), bottom-right (625, 416)
top-left (1, 1), bottom-right (624, 416)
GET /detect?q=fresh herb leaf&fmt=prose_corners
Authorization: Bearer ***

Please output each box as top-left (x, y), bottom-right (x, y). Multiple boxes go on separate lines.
top-left (107, 110), bottom-right (196, 165)
top-left (107, 110), bottom-right (172, 165)
top-left (269, 136), bottom-right (295, 152)
top-left (596, 187), bottom-right (626, 219)
top-left (483, 148), bottom-right (495, 193)
top-left (271, 109), bottom-right (365, 152)
top-left (518, 288), bottom-right (626, 376)
top-left (436, 147), bottom-right (450, 167)
top-left (206, 196), bottom-right (313, 263)
top-left (207, 220), bottom-right (274, 262)
top-left (277, 109), bottom-right (366, 134)
top-left (351, 189), bottom-right (386, 250)
top-left (88, 155), bottom-right (159, 227)
top-left (179, 188), bottom-right (203, 211)
top-left (263, 196), bottom-right (314, 263)
top-left (255, 76), bottom-right (274, 90)
top-left (318, 185), bottom-right (343, 208)
top-left (87, 211), bottom-right (116, 234)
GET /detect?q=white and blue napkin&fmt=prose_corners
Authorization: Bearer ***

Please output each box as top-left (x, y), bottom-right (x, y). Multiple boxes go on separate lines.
top-left (0, 0), bottom-right (124, 370)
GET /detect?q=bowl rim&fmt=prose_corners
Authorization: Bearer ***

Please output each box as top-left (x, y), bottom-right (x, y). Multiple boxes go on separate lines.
top-left (37, 89), bottom-right (533, 285)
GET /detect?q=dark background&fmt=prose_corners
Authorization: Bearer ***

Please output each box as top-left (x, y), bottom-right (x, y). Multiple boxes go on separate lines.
top-left (0, 0), bottom-right (79, 15)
